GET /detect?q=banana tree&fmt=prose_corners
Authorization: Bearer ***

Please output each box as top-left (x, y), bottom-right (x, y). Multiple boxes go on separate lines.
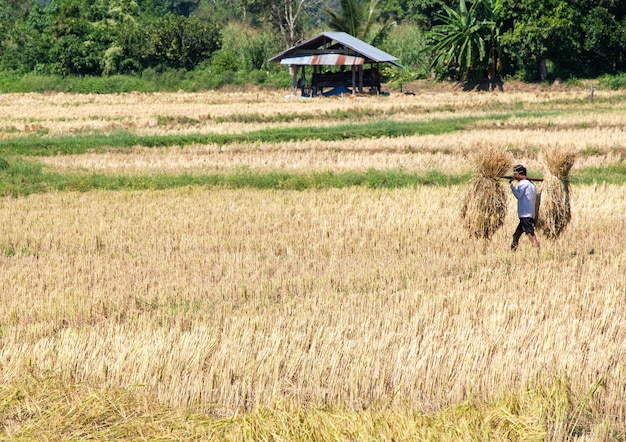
top-left (425, 0), bottom-right (499, 82)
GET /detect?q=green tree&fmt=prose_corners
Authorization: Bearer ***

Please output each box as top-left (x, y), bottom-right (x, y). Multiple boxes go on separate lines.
top-left (45, 0), bottom-right (145, 75)
top-left (192, 0), bottom-right (271, 26)
top-left (137, 0), bottom-right (200, 17)
top-left (499, 0), bottom-right (576, 81)
top-left (220, 23), bottom-right (282, 71)
top-left (404, 0), bottom-right (455, 28)
top-left (379, 22), bottom-right (430, 80)
top-left (142, 14), bottom-right (221, 70)
top-left (47, 0), bottom-right (109, 75)
top-left (0, 2), bottom-right (53, 73)
top-left (324, 0), bottom-right (396, 46)
top-left (576, 1), bottom-right (626, 76)
top-left (94, 0), bottom-right (143, 75)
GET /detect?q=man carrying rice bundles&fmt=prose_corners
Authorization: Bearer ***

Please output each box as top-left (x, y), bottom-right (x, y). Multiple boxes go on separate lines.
top-left (509, 164), bottom-right (540, 251)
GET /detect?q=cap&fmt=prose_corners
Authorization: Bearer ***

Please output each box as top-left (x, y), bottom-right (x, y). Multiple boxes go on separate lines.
top-left (513, 164), bottom-right (526, 175)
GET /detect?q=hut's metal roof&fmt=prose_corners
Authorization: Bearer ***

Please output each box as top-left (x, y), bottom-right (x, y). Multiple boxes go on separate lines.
top-left (269, 32), bottom-right (400, 66)
top-left (279, 54), bottom-right (364, 66)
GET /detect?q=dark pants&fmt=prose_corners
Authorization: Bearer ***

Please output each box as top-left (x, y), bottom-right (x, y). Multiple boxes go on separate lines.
top-left (513, 217), bottom-right (535, 244)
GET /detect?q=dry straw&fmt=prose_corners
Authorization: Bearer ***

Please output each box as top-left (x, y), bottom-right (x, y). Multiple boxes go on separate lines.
top-left (461, 147), bottom-right (513, 239)
top-left (536, 145), bottom-right (577, 239)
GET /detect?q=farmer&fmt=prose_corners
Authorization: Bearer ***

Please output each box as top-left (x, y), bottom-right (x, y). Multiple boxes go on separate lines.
top-left (509, 164), bottom-right (540, 250)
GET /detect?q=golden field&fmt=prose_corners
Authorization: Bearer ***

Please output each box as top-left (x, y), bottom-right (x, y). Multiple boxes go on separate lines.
top-left (2, 87), bottom-right (625, 177)
top-left (0, 85), bottom-right (625, 440)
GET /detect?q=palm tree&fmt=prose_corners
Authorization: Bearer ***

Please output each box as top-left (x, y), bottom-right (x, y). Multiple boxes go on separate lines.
top-left (324, 0), bottom-right (395, 46)
top-left (425, 0), bottom-right (500, 82)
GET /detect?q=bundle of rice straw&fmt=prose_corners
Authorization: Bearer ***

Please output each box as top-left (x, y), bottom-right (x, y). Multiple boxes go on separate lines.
top-left (536, 145), bottom-right (577, 239)
top-left (461, 148), bottom-right (513, 239)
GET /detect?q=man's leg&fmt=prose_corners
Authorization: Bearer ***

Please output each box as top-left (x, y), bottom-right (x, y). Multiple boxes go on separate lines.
top-left (511, 222), bottom-right (523, 250)
top-left (525, 218), bottom-right (540, 249)
top-left (526, 232), bottom-right (540, 249)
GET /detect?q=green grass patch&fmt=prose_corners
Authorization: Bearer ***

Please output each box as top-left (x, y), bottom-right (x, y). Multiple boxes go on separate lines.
top-left (155, 115), bottom-right (205, 127)
top-left (218, 108), bottom-right (384, 124)
top-left (0, 119), bottom-right (470, 156)
top-left (0, 160), bottom-right (472, 196)
top-left (0, 112), bottom-right (557, 156)
top-left (570, 163), bottom-right (626, 185)
top-left (0, 158), bottom-right (623, 196)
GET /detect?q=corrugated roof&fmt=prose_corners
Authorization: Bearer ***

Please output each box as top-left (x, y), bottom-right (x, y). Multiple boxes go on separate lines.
top-left (269, 32), bottom-right (400, 66)
top-left (279, 54), bottom-right (364, 66)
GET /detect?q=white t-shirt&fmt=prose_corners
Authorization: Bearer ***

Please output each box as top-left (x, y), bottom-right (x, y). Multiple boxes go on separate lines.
top-left (510, 179), bottom-right (537, 218)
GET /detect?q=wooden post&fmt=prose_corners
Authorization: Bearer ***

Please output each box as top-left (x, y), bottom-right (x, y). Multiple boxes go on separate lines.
top-left (289, 65), bottom-right (297, 96)
top-left (358, 65), bottom-right (363, 93)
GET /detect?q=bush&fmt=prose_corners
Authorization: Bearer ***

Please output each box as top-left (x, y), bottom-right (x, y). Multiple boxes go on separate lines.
top-left (179, 68), bottom-right (224, 91)
top-left (0, 73), bottom-right (66, 93)
top-left (598, 73), bottom-right (626, 90)
top-left (210, 50), bottom-right (239, 74)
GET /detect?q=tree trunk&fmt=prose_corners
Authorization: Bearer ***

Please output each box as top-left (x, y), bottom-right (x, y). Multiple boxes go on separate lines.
top-left (539, 58), bottom-right (548, 81)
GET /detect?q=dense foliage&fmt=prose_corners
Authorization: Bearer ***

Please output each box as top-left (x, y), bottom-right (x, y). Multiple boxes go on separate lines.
top-left (0, 0), bottom-right (625, 89)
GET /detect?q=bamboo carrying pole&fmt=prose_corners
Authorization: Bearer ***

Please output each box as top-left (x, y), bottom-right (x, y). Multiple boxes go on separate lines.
top-left (500, 176), bottom-right (544, 182)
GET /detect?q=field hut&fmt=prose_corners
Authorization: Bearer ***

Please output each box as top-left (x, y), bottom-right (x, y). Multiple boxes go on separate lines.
top-left (269, 32), bottom-right (401, 97)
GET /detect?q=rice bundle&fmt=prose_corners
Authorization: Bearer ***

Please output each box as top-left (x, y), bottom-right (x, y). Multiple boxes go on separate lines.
top-left (536, 145), bottom-right (577, 239)
top-left (461, 148), bottom-right (513, 239)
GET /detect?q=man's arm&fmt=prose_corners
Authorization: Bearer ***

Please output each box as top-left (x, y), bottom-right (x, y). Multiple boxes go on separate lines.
top-left (510, 180), bottom-right (526, 199)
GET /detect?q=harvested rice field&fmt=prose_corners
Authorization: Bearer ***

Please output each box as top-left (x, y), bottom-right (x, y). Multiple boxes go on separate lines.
top-left (0, 83), bottom-right (625, 440)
